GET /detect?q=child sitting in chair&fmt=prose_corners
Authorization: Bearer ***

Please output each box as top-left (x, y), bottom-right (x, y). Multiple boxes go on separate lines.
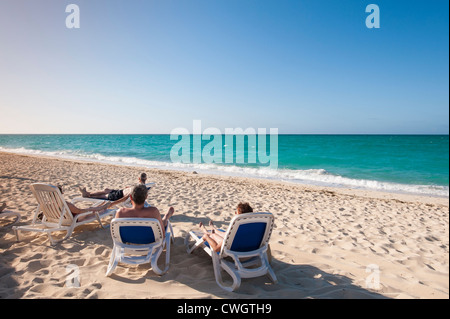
top-left (199, 202), bottom-right (253, 253)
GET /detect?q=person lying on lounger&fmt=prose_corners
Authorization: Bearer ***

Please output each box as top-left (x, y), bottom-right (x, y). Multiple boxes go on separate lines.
top-left (78, 172), bottom-right (150, 206)
top-left (56, 185), bottom-right (110, 217)
top-left (115, 184), bottom-right (174, 238)
top-left (199, 202), bottom-right (253, 253)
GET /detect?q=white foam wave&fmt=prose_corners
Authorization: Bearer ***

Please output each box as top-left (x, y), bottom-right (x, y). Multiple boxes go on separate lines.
top-left (1, 146), bottom-right (448, 197)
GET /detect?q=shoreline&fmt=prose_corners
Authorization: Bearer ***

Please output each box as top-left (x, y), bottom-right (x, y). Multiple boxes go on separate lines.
top-left (0, 150), bottom-right (448, 206)
top-left (0, 151), bottom-right (448, 299)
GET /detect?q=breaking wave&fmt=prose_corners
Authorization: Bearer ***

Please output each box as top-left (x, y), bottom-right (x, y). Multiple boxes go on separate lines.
top-left (1, 146), bottom-right (448, 197)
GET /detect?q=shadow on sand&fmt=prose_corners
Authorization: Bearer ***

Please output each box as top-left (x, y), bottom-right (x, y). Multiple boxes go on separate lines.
top-left (1, 214), bottom-right (390, 299)
top-left (160, 240), bottom-right (389, 299)
top-left (110, 214), bottom-right (390, 299)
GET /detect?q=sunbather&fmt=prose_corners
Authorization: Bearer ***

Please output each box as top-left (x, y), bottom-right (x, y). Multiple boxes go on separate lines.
top-left (199, 202), bottom-right (253, 253)
top-left (115, 184), bottom-right (174, 238)
top-left (78, 173), bottom-right (149, 205)
top-left (57, 185), bottom-right (110, 217)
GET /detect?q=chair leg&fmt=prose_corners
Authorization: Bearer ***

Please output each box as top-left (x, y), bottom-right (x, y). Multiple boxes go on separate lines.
top-left (47, 228), bottom-right (72, 245)
top-left (168, 222), bottom-right (175, 243)
top-left (184, 233), bottom-right (193, 253)
top-left (267, 266), bottom-right (278, 284)
top-left (12, 224), bottom-right (72, 245)
top-left (106, 246), bottom-right (119, 277)
top-left (165, 235), bottom-right (171, 269)
top-left (263, 251), bottom-right (278, 284)
top-left (185, 232), bottom-right (206, 254)
top-left (94, 213), bottom-right (107, 229)
top-left (212, 254), bottom-right (241, 292)
top-left (152, 237), bottom-right (170, 275)
top-left (13, 227), bottom-right (20, 242)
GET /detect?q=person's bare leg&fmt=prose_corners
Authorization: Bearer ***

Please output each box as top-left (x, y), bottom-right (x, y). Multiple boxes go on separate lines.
top-left (79, 187), bottom-right (111, 199)
top-left (209, 232), bottom-right (225, 243)
top-left (198, 221), bottom-right (222, 239)
top-left (199, 221), bottom-right (209, 234)
top-left (202, 233), bottom-right (222, 252)
top-left (209, 220), bottom-right (225, 239)
top-left (78, 187), bottom-right (90, 197)
top-left (162, 207), bottom-right (174, 228)
top-left (209, 220), bottom-right (217, 230)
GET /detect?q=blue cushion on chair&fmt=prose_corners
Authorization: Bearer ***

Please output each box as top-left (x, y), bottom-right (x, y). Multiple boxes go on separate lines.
top-left (230, 222), bottom-right (266, 252)
top-left (120, 226), bottom-right (155, 245)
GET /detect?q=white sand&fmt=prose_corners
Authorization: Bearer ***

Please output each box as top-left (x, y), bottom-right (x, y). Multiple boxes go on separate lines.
top-left (0, 151), bottom-right (448, 299)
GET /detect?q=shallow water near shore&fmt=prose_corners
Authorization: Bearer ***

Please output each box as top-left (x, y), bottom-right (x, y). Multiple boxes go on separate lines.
top-left (0, 134), bottom-right (448, 196)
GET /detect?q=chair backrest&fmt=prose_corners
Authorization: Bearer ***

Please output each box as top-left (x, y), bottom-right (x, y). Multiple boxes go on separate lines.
top-left (110, 218), bottom-right (163, 246)
top-left (221, 212), bottom-right (274, 255)
top-left (30, 183), bottom-right (73, 226)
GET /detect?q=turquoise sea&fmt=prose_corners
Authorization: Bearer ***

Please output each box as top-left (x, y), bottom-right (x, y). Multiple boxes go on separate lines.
top-left (0, 134), bottom-right (448, 197)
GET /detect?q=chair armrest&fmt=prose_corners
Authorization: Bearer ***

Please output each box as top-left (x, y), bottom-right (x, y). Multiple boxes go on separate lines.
top-left (71, 197), bottom-right (108, 206)
top-left (72, 198), bottom-right (113, 214)
top-left (223, 245), bottom-right (268, 259)
top-left (224, 245), bottom-right (269, 268)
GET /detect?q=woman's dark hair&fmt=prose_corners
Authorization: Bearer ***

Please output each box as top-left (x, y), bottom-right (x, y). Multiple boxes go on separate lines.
top-left (237, 202), bottom-right (253, 214)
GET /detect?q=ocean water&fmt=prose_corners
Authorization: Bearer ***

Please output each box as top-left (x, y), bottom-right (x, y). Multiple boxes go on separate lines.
top-left (0, 134), bottom-right (448, 197)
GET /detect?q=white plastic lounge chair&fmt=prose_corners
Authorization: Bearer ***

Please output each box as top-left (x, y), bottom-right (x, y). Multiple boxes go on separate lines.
top-left (71, 183), bottom-right (155, 208)
top-left (0, 210), bottom-right (21, 227)
top-left (184, 212), bottom-right (277, 292)
top-left (13, 183), bottom-right (115, 245)
top-left (106, 218), bottom-right (172, 276)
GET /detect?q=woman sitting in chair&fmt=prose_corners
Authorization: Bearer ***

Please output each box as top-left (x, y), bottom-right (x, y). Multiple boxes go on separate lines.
top-left (199, 202), bottom-right (253, 253)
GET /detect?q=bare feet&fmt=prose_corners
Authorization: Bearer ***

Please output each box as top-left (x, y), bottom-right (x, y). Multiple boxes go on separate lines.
top-left (199, 221), bottom-right (209, 234)
top-left (209, 220), bottom-right (217, 233)
top-left (78, 187), bottom-right (89, 197)
top-left (166, 207), bottom-right (175, 220)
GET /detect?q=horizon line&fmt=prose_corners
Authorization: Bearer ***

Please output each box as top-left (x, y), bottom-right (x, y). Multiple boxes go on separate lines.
top-left (0, 133), bottom-right (448, 136)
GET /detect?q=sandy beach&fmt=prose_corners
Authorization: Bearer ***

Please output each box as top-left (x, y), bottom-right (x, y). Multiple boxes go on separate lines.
top-left (0, 151), bottom-right (448, 299)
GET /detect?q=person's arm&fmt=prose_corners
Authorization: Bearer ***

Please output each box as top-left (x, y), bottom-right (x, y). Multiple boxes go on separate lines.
top-left (108, 195), bottom-right (130, 208)
top-left (152, 207), bottom-right (166, 238)
top-left (142, 207), bottom-right (166, 238)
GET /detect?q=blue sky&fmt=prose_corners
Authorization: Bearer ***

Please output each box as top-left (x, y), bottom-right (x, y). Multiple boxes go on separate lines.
top-left (0, 0), bottom-right (448, 134)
